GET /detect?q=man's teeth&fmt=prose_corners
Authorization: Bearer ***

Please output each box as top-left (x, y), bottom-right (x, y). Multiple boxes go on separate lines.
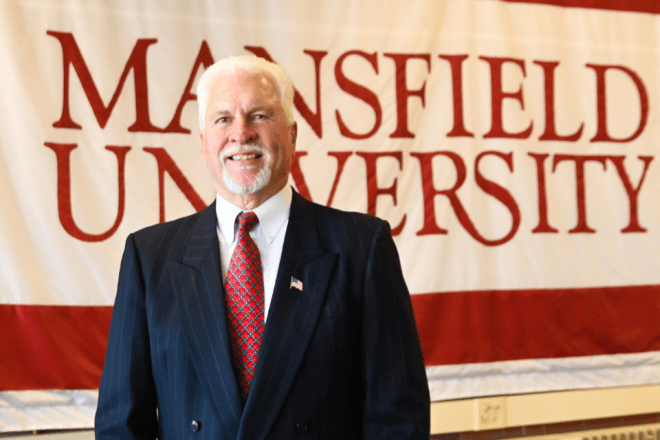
top-left (230, 153), bottom-right (261, 160)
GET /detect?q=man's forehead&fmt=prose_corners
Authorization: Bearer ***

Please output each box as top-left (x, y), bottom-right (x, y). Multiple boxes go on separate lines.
top-left (218, 70), bottom-right (275, 91)
top-left (209, 71), bottom-right (279, 104)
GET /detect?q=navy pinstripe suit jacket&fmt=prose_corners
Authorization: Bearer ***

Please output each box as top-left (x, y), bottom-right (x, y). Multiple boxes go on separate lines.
top-left (95, 190), bottom-right (430, 440)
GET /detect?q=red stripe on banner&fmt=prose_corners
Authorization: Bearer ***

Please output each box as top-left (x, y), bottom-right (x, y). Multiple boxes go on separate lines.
top-left (1, 305), bottom-right (113, 390)
top-left (496, 0), bottom-right (660, 15)
top-left (2, 285), bottom-right (660, 389)
top-left (412, 285), bottom-right (660, 366)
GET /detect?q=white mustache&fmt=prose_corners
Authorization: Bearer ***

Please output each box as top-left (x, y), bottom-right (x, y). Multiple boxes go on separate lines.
top-left (220, 144), bottom-right (268, 162)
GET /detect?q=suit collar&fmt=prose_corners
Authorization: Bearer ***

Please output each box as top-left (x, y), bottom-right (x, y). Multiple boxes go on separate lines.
top-left (179, 201), bottom-right (220, 269)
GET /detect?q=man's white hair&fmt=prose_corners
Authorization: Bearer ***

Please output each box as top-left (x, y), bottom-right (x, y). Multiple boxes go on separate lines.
top-left (196, 55), bottom-right (295, 130)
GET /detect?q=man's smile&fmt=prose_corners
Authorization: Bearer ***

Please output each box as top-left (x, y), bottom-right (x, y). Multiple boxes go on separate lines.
top-left (220, 144), bottom-right (269, 166)
top-left (227, 152), bottom-right (263, 161)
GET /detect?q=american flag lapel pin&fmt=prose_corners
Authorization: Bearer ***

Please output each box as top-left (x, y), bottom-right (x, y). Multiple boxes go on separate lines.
top-left (290, 276), bottom-right (303, 291)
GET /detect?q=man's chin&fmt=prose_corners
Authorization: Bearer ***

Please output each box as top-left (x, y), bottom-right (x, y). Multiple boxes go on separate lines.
top-left (223, 170), bottom-right (271, 195)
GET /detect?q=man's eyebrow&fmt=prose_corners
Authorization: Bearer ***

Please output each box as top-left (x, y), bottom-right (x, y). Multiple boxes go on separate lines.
top-left (245, 106), bottom-right (276, 117)
top-left (249, 104), bottom-right (274, 112)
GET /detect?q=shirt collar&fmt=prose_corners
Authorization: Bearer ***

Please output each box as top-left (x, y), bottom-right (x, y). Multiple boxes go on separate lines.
top-left (215, 185), bottom-right (292, 244)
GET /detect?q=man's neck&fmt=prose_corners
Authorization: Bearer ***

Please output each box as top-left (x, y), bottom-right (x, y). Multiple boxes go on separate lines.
top-left (218, 183), bottom-right (286, 211)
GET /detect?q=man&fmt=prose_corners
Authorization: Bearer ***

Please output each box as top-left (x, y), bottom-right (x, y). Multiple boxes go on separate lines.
top-left (95, 55), bottom-right (430, 440)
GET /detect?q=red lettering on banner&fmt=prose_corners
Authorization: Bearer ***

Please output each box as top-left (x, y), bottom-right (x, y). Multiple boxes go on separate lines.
top-left (586, 63), bottom-right (649, 143)
top-left (438, 54), bottom-right (475, 138)
top-left (325, 152), bottom-right (354, 206)
top-left (290, 151), bottom-right (353, 206)
top-left (383, 53), bottom-right (431, 139)
top-left (290, 151), bottom-right (311, 200)
top-left (45, 37), bottom-right (654, 144)
top-left (533, 60), bottom-right (583, 142)
top-left (42, 144), bottom-right (654, 242)
top-left (44, 142), bottom-right (129, 242)
top-left (164, 41), bottom-right (215, 134)
top-left (142, 148), bottom-right (207, 222)
top-left (530, 153), bottom-right (652, 234)
top-left (246, 46), bottom-right (328, 139)
top-left (47, 31), bottom-right (163, 132)
top-left (480, 56), bottom-right (533, 139)
top-left (528, 153), bottom-right (559, 233)
top-left (410, 151), bottom-right (459, 236)
top-left (553, 154), bottom-right (609, 233)
top-left (475, 151), bottom-right (521, 244)
top-left (335, 51), bottom-right (383, 140)
top-left (609, 155), bottom-right (654, 233)
top-left (42, 37), bottom-right (654, 243)
top-left (411, 151), bottom-right (520, 245)
top-left (355, 152), bottom-right (406, 235)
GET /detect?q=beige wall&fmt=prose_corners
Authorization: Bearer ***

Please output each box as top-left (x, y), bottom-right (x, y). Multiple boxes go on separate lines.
top-left (432, 384), bottom-right (660, 434)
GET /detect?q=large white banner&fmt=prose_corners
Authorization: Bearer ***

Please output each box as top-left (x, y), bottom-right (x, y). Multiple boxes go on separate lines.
top-left (2, 0), bottom-right (660, 429)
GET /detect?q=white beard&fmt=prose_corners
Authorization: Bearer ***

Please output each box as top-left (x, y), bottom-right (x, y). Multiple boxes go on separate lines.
top-left (220, 144), bottom-right (272, 194)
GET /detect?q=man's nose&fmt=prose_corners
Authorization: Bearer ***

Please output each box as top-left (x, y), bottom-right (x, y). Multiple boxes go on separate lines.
top-left (229, 117), bottom-right (257, 144)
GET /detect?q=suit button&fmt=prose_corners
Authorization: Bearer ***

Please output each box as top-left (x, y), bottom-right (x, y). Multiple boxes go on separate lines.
top-left (190, 420), bottom-right (200, 432)
top-left (295, 422), bottom-right (308, 433)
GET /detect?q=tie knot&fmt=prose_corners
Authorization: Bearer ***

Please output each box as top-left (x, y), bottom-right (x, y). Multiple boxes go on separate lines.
top-left (237, 211), bottom-right (259, 232)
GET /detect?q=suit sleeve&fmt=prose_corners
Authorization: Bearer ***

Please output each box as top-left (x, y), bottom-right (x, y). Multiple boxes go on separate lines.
top-left (95, 234), bottom-right (159, 440)
top-left (361, 220), bottom-right (431, 439)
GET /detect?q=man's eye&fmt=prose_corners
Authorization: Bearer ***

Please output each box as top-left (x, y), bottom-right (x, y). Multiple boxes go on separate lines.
top-left (216, 116), bottom-right (230, 123)
top-left (252, 114), bottom-right (267, 120)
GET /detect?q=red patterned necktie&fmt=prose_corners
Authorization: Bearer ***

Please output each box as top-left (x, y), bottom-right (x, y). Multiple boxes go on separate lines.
top-left (224, 211), bottom-right (265, 399)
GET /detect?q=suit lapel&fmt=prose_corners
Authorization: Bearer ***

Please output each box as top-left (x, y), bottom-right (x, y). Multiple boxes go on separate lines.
top-left (169, 203), bottom-right (242, 439)
top-left (239, 192), bottom-right (338, 440)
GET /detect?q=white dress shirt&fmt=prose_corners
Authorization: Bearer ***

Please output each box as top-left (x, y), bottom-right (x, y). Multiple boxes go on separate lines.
top-left (215, 185), bottom-right (292, 321)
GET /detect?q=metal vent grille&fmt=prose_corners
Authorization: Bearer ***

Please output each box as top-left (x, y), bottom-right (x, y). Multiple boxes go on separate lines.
top-left (510, 423), bottom-right (660, 440)
top-left (577, 426), bottom-right (660, 440)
